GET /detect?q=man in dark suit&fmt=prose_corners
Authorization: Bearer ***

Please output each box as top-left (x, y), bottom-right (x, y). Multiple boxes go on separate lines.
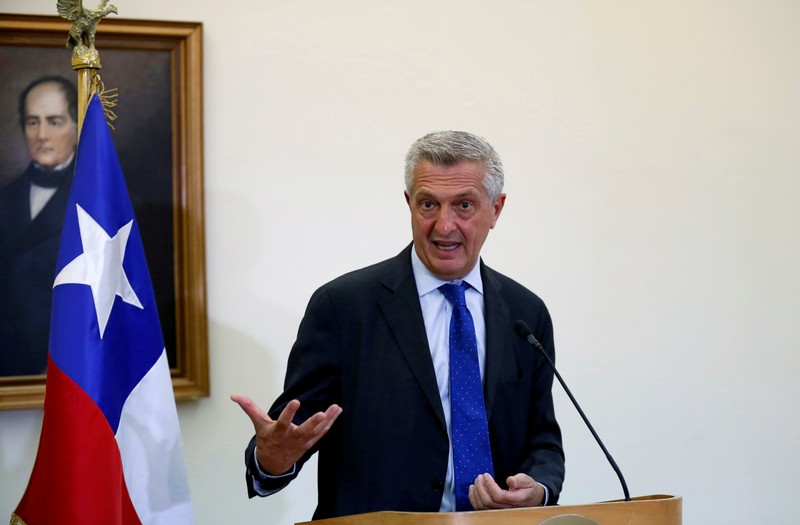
top-left (232, 131), bottom-right (565, 519)
top-left (0, 76), bottom-right (78, 376)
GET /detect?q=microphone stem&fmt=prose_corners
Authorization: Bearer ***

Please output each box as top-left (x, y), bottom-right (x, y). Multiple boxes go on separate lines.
top-left (536, 341), bottom-right (631, 502)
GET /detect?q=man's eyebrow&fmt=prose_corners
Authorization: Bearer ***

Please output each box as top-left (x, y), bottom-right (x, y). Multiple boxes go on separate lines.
top-left (413, 189), bottom-right (482, 201)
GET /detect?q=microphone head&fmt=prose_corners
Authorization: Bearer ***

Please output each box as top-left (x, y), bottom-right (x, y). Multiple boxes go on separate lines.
top-left (513, 319), bottom-right (533, 340)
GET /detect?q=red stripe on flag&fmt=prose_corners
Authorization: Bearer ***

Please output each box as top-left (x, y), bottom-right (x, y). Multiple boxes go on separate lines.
top-left (14, 356), bottom-right (141, 525)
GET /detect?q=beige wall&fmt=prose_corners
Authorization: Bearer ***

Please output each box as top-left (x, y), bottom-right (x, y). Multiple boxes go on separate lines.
top-left (2, 2), bottom-right (799, 523)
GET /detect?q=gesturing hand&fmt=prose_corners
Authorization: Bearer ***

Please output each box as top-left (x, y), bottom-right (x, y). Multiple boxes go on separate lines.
top-left (468, 472), bottom-right (545, 510)
top-left (231, 394), bottom-right (342, 475)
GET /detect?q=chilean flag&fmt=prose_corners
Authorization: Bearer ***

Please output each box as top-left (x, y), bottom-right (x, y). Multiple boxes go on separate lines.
top-left (12, 95), bottom-right (194, 524)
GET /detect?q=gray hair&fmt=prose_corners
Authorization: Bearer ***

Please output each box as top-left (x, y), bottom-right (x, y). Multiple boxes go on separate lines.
top-left (404, 130), bottom-right (504, 202)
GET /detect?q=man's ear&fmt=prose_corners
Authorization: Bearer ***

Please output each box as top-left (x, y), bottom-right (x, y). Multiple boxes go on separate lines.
top-left (490, 193), bottom-right (506, 228)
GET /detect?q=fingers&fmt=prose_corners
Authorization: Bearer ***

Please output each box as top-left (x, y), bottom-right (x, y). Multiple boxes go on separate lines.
top-left (232, 394), bottom-right (342, 450)
top-left (506, 473), bottom-right (534, 491)
top-left (469, 473), bottom-right (541, 510)
top-left (293, 403), bottom-right (343, 448)
top-left (273, 399), bottom-right (302, 432)
top-left (230, 393), bottom-right (271, 428)
top-left (234, 396), bottom-right (343, 475)
top-left (231, 394), bottom-right (341, 442)
top-left (267, 402), bottom-right (341, 474)
top-left (469, 473), bottom-right (512, 510)
top-left (313, 404), bottom-right (344, 434)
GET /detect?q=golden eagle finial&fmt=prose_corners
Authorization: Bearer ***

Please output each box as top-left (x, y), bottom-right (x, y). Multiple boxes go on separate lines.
top-left (57, 0), bottom-right (118, 66)
top-left (57, 0), bottom-right (119, 130)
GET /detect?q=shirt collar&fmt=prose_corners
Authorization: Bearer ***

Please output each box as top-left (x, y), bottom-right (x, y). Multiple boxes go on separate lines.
top-left (32, 152), bottom-right (75, 173)
top-left (410, 244), bottom-right (484, 297)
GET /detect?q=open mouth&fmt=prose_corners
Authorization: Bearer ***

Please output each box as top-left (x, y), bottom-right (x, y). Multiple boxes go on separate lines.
top-left (433, 241), bottom-right (461, 251)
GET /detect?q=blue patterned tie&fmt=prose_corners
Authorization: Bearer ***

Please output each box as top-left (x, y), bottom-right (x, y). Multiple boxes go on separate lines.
top-left (439, 282), bottom-right (494, 511)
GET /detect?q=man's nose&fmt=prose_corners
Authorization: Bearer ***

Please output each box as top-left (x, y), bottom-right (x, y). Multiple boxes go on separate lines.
top-left (433, 206), bottom-right (456, 235)
top-left (36, 123), bottom-right (49, 140)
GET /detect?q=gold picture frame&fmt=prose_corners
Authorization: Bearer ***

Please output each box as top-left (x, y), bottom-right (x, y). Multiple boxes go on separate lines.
top-left (0, 14), bottom-right (208, 409)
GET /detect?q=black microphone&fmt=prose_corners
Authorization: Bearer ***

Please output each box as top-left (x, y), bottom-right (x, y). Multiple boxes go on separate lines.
top-left (513, 319), bottom-right (631, 502)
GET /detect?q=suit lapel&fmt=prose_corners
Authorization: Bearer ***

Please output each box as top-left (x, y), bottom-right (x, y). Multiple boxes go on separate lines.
top-left (0, 175), bottom-right (31, 248)
top-left (378, 246), bottom-right (447, 428)
top-left (375, 251), bottom-right (518, 428)
top-left (481, 263), bottom-right (518, 422)
top-left (6, 163), bottom-right (75, 253)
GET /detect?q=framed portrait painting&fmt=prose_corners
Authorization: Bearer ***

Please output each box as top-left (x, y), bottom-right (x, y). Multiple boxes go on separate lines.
top-left (0, 14), bottom-right (208, 409)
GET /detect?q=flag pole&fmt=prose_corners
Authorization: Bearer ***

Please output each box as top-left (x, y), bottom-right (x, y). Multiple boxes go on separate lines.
top-left (72, 48), bottom-right (101, 136)
top-left (60, 1), bottom-right (119, 135)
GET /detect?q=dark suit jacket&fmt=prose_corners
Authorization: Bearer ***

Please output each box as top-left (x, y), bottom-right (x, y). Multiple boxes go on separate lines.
top-left (0, 162), bottom-right (74, 376)
top-left (245, 245), bottom-right (565, 519)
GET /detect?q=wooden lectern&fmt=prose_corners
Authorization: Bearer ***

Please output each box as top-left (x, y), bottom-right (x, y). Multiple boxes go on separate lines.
top-left (297, 494), bottom-right (681, 525)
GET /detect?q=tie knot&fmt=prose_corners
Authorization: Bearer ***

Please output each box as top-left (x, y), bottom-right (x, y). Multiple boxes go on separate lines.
top-left (439, 282), bottom-right (469, 307)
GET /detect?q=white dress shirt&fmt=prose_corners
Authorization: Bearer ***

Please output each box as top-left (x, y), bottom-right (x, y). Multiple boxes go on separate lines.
top-left (410, 247), bottom-right (486, 512)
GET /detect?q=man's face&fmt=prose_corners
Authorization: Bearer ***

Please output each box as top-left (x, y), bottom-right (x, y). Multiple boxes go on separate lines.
top-left (406, 160), bottom-right (505, 281)
top-left (23, 82), bottom-right (78, 170)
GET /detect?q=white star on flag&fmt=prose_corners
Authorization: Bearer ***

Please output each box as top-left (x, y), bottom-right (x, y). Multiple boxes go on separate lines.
top-left (54, 203), bottom-right (143, 338)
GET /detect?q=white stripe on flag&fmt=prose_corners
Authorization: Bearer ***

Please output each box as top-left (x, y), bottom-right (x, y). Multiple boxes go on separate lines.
top-left (116, 349), bottom-right (194, 524)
